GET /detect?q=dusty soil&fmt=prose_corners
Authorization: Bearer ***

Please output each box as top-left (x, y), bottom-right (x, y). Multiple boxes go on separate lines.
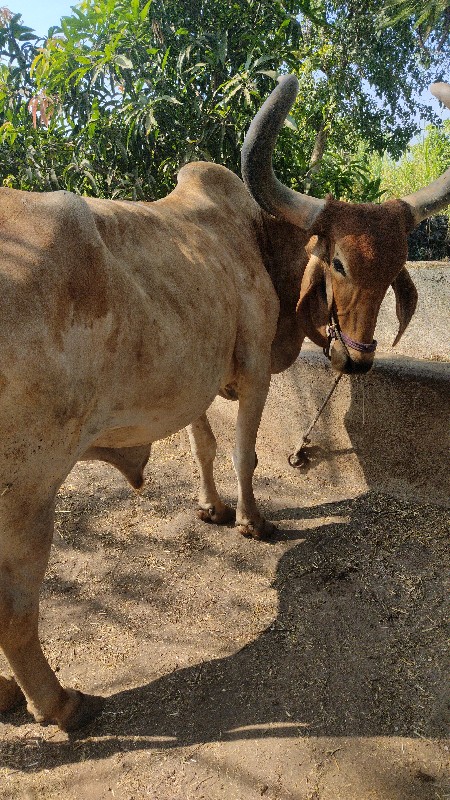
top-left (0, 422), bottom-right (449, 800)
top-left (1, 262), bottom-right (449, 800)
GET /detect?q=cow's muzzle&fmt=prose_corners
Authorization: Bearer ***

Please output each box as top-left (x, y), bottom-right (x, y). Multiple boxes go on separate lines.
top-left (330, 344), bottom-right (374, 374)
top-left (325, 321), bottom-right (377, 375)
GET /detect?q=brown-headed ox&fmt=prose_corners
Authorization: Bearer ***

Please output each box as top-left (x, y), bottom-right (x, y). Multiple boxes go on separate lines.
top-left (0, 76), bottom-right (449, 731)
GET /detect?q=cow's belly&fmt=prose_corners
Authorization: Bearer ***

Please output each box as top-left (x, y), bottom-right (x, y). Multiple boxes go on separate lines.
top-left (90, 387), bottom-right (222, 449)
top-left (86, 318), bottom-right (236, 449)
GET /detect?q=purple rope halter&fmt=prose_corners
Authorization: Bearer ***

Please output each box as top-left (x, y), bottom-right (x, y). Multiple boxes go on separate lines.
top-left (326, 321), bottom-right (377, 354)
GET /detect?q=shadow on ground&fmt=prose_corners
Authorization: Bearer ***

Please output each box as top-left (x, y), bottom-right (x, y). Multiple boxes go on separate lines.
top-left (1, 491), bottom-right (448, 776)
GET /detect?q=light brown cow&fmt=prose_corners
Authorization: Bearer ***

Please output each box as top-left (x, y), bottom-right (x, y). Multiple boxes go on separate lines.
top-left (0, 76), bottom-right (449, 731)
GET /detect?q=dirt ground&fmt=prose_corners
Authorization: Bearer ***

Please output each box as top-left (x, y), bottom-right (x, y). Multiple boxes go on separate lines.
top-left (0, 404), bottom-right (449, 800)
top-left (1, 262), bottom-right (449, 800)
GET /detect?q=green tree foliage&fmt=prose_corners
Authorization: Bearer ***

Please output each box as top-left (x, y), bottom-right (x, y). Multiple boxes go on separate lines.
top-left (370, 118), bottom-right (450, 259)
top-left (373, 120), bottom-right (450, 200)
top-left (382, 0), bottom-right (450, 63)
top-left (0, 0), bottom-right (446, 201)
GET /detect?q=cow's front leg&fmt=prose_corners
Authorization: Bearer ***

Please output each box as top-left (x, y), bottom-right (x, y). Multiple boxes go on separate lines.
top-left (187, 414), bottom-right (235, 525)
top-left (233, 372), bottom-right (275, 540)
top-left (0, 497), bottom-right (104, 731)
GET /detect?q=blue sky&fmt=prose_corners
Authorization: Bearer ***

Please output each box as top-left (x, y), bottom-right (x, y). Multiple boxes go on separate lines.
top-left (11, 0), bottom-right (79, 36)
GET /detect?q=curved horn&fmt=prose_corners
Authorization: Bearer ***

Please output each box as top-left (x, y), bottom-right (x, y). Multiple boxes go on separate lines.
top-left (241, 75), bottom-right (325, 231)
top-left (402, 82), bottom-right (450, 224)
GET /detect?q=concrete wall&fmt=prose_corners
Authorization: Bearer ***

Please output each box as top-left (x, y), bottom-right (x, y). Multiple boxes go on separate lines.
top-left (375, 266), bottom-right (449, 361)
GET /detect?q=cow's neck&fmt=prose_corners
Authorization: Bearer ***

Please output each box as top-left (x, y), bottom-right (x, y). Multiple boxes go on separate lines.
top-left (259, 213), bottom-right (309, 374)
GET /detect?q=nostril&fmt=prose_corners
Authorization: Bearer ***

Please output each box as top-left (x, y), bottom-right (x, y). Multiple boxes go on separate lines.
top-left (330, 343), bottom-right (351, 374)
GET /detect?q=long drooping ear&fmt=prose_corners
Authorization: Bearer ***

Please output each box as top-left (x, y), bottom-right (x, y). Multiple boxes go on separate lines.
top-left (391, 267), bottom-right (418, 346)
top-left (296, 254), bottom-right (329, 347)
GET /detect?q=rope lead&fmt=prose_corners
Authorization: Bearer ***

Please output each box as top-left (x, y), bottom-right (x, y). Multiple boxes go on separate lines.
top-left (288, 373), bottom-right (343, 469)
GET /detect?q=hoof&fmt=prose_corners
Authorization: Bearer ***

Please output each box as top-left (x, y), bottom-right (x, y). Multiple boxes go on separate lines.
top-left (0, 676), bottom-right (25, 713)
top-left (197, 503), bottom-right (236, 526)
top-left (58, 691), bottom-right (105, 732)
top-left (237, 519), bottom-right (276, 540)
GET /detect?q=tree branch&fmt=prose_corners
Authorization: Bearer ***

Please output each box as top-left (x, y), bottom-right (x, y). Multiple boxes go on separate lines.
top-left (304, 121), bottom-right (327, 194)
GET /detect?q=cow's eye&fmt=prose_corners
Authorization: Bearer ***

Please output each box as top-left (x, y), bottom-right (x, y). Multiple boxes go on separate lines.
top-left (332, 257), bottom-right (346, 275)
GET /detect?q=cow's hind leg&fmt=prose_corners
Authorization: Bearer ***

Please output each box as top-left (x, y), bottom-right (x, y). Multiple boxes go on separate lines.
top-left (187, 414), bottom-right (235, 525)
top-left (0, 495), bottom-right (104, 730)
top-left (0, 675), bottom-right (24, 712)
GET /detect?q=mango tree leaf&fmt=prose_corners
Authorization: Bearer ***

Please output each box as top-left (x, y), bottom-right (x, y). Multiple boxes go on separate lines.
top-left (115, 54), bottom-right (133, 69)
